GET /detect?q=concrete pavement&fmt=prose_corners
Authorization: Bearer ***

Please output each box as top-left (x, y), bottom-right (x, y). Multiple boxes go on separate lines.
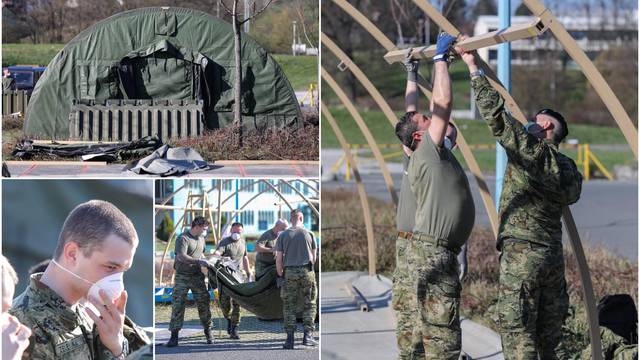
top-left (321, 271), bottom-right (504, 360)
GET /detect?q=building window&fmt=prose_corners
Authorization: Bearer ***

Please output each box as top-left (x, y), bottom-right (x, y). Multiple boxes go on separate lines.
top-left (282, 182), bottom-right (292, 194)
top-left (211, 180), bottom-right (219, 188)
top-left (258, 210), bottom-right (275, 231)
top-left (223, 180), bottom-right (233, 191)
top-left (240, 179), bottom-right (254, 192)
top-left (281, 209), bottom-right (290, 222)
top-left (240, 210), bottom-right (254, 226)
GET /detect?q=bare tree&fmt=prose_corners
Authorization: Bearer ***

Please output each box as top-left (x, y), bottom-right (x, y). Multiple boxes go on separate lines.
top-left (220, 0), bottom-right (274, 139)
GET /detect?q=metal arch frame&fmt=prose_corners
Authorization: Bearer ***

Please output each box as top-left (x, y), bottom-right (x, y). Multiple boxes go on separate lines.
top-left (330, 0), bottom-right (602, 357)
top-left (409, 0), bottom-right (603, 356)
top-left (279, 180), bottom-right (320, 217)
top-left (322, 29), bottom-right (499, 237)
top-left (523, 0), bottom-right (637, 159)
top-left (322, 67), bottom-right (399, 206)
top-left (155, 179), bottom-right (320, 283)
top-left (322, 101), bottom-right (377, 276)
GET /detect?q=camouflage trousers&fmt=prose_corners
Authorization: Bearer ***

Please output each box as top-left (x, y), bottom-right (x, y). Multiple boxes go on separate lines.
top-left (282, 265), bottom-right (317, 333)
top-left (219, 287), bottom-right (241, 326)
top-left (392, 235), bottom-right (425, 360)
top-left (169, 272), bottom-right (212, 331)
top-left (411, 234), bottom-right (462, 360)
top-left (498, 240), bottom-right (569, 360)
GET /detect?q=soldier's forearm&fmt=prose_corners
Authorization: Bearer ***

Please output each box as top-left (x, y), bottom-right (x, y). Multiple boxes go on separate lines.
top-left (405, 79), bottom-right (419, 112)
top-left (471, 76), bottom-right (506, 137)
top-left (176, 253), bottom-right (199, 265)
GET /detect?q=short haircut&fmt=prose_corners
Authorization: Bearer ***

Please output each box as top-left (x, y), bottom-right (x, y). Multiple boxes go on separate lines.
top-left (290, 209), bottom-right (303, 221)
top-left (275, 218), bottom-right (289, 227)
top-left (54, 200), bottom-right (138, 260)
top-left (1, 255), bottom-right (18, 285)
top-left (191, 216), bottom-right (209, 228)
top-left (28, 259), bottom-right (50, 276)
top-left (395, 111), bottom-right (420, 149)
top-left (231, 222), bottom-right (243, 228)
top-left (537, 108), bottom-right (568, 143)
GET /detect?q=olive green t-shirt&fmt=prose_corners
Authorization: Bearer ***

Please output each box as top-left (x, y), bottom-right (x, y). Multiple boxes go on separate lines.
top-left (216, 236), bottom-right (247, 261)
top-left (174, 230), bottom-right (204, 274)
top-left (273, 227), bottom-right (316, 267)
top-left (255, 229), bottom-right (278, 265)
top-left (408, 134), bottom-right (475, 248)
top-left (396, 154), bottom-right (417, 232)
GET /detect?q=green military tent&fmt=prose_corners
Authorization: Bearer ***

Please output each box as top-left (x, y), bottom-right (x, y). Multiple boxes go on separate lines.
top-left (24, 7), bottom-right (302, 140)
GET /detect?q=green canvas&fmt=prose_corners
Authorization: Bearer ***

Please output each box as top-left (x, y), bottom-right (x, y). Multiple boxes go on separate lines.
top-left (24, 7), bottom-right (301, 139)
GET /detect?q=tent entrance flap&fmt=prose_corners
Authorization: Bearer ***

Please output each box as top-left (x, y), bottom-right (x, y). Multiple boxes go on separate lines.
top-left (118, 40), bottom-right (209, 100)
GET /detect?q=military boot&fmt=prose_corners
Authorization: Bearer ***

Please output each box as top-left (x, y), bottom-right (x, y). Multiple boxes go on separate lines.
top-left (283, 330), bottom-right (294, 349)
top-left (204, 327), bottom-right (213, 344)
top-left (302, 331), bottom-right (317, 346)
top-left (166, 330), bottom-right (179, 347)
top-left (229, 325), bottom-right (240, 340)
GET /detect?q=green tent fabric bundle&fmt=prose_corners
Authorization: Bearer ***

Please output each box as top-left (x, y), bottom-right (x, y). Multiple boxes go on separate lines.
top-left (24, 7), bottom-right (301, 140)
top-left (208, 262), bottom-right (285, 320)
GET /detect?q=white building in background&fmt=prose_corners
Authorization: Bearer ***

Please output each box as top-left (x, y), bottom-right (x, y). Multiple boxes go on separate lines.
top-left (156, 179), bottom-right (319, 238)
top-left (474, 14), bottom-right (637, 66)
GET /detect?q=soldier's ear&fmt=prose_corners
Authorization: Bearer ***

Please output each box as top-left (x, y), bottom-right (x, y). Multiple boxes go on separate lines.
top-left (63, 241), bottom-right (80, 265)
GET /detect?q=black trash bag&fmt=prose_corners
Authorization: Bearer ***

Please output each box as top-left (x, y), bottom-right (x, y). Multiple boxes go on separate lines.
top-left (598, 294), bottom-right (638, 345)
top-left (11, 136), bottom-right (162, 162)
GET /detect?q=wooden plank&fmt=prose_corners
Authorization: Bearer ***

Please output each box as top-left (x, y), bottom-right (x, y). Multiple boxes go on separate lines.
top-left (383, 19), bottom-right (547, 64)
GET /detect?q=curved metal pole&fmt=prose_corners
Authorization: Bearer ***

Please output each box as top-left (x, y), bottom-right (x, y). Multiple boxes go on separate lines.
top-left (322, 29), bottom-right (499, 236)
top-left (322, 33), bottom-right (396, 128)
top-left (296, 179), bottom-right (320, 195)
top-left (280, 180), bottom-right (320, 217)
top-left (261, 180), bottom-right (294, 211)
top-left (224, 185), bottom-right (292, 227)
top-left (322, 67), bottom-right (398, 206)
top-left (158, 194), bottom-right (191, 286)
top-left (523, 0), bottom-right (637, 159)
top-left (410, 1), bottom-right (602, 357)
top-left (154, 183), bottom-right (187, 216)
top-left (322, 101), bottom-right (377, 276)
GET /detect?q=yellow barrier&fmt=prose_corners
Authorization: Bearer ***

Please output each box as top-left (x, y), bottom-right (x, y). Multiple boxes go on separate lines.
top-left (299, 83), bottom-right (318, 108)
top-left (330, 143), bottom-right (613, 181)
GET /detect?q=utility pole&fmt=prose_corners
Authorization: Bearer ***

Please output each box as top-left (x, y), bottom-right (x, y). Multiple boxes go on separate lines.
top-left (495, 0), bottom-right (511, 208)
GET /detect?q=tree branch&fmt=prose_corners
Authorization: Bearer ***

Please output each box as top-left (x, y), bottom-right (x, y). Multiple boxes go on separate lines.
top-left (239, 0), bottom-right (274, 24)
top-left (219, 0), bottom-right (234, 16)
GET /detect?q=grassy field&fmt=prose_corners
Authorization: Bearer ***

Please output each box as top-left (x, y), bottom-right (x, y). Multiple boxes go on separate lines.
top-left (321, 108), bottom-right (635, 171)
top-left (2, 44), bottom-right (317, 91)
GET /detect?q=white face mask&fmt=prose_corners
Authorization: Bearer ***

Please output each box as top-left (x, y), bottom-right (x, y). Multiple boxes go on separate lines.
top-left (201, 230), bottom-right (208, 238)
top-left (231, 233), bottom-right (241, 241)
top-left (52, 258), bottom-right (125, 304)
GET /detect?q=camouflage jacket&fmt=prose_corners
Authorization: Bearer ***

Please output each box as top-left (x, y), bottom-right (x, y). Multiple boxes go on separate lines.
top-left (9, 273), bottom-right (131, 360)
top-left (471, 76), bottom-right (582, 249)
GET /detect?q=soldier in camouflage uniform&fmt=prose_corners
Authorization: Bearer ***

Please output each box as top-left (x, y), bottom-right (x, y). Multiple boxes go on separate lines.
top-left (395, 33), bottom-right (476, 360)
top-left (254, 219), bottom-right (289, 279)
top-left (394, 43), bottom-right (471, 360)
top-left (214, 222), bottom-right (251, 340)
top-left (167, 216), bottom-right (213, 347)
top-left (275, 209), bottom-right (317, 350)
top-left (8, 200), bottom-right (148, 359)
top-left (460, 46), bottom-right (582, 359)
